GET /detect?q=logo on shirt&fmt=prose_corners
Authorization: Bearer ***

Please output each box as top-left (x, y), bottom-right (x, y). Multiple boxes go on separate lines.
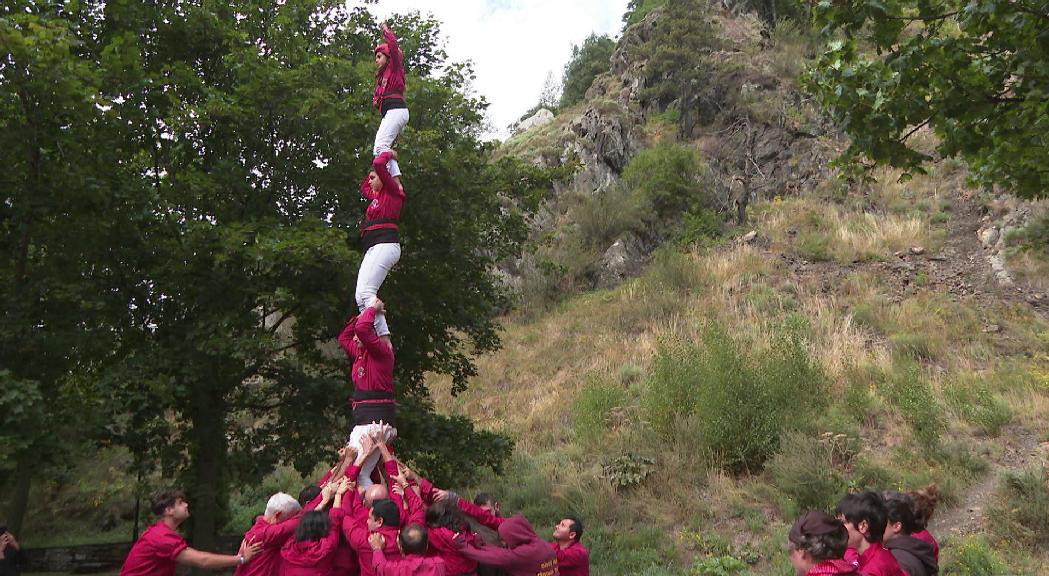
top-left (371, 199), bottom-right (379, 208)
top-left (357, 366), bottom-right (365, 379)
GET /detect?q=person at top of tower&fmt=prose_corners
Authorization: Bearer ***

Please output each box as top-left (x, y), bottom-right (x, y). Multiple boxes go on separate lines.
top-left (372, 22), bottom-right (408, 180)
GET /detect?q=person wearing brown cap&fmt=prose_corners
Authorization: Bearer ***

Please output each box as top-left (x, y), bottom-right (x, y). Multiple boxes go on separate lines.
top-left (788, 511), bottom-right (861, 576)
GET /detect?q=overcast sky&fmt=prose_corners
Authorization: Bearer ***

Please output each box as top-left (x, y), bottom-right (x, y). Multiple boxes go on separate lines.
top-left (367, 0), bottom-right (630, 140)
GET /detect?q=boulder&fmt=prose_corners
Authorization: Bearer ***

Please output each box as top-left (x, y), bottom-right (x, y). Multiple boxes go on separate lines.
top-left (516, 108), bottom-right (555, 133)
top-left (597, 233), bottom-right (645, 289)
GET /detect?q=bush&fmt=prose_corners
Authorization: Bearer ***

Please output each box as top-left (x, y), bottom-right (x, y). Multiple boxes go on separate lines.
top-left (642, 320), bottom-right (829, 472)
top-left (767, 432), bottom-right (851, 512)
top-left (572, 375), bottom-right (626, 444)
top-left (944, 375), bottom-right (1012, 437)
top-left (573, 184), bottom-right (647, 250)
top-left (623, 142), bottom-right (712, 219)
top-left (940, 536), bottom-right (1009, 575)
top-left (679, 207), bottom-right (724, 246)
top-left (884, 363), bottom-right (945, 449)
top-left (690, 556), bottom-right (750, 576)
top-left (890, 332), bottom-right (936, 361)
top-left (989, 467), bottom-right (1049, 547)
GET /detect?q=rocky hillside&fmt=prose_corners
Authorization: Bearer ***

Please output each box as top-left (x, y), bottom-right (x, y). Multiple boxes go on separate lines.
top-left (429, 3), bottom-right (1049, 575)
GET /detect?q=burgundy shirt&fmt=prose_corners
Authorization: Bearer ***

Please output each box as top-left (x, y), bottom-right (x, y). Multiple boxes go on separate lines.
top-left (373, 26), bottom-right (406, 111)
top-left (552, 540), bottom-right (589, 576)
top-left (373, 549), bottom-right (447, 576)
top-left (358, 151), bottom-right (405, 235)
top-left (234, 514), bottom-right (301, 576)
top-left (119, 521), bottom-right (189, 576)
top-left (339, 307), bottom-right (396, 396)
top-left (280, 508), bottom-right (346, 576)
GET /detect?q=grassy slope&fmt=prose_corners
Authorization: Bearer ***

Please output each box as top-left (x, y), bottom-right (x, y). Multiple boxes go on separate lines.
top-left (427, 159), bottom-right (1049, 574)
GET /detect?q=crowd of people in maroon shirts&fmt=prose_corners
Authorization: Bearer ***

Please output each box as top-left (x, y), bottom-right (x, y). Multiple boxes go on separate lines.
top-left (117, 424), bottom-right (588, 576)
top-left (788, 486), bottom-right (941, 576)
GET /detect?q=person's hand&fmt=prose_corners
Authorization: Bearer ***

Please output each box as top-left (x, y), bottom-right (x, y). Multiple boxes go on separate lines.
top-left (343, 445), bottom-right (358, 462)
top-left (239, 537), bottom-right (263, 563)
top-left (358, 433), bottom-right (375, 458)
top-left (336, 477), bottom-right (351, 496)
top-left (320, 482), bottom-right (335, 502)
top-left (391, 483), bottom-right (404, 497)
top-left (389, 149), bottom-right (398, 160)
top-left (368, 533), bottom-right (385, 551)
top-left (4, 532), bottom-right (18, 550)
top-left (433, 488), bottom-right (449, 502)
top-left (371, 298), bottom-right (385, 314)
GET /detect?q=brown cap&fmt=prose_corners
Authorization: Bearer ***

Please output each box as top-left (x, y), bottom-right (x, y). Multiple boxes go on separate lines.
top-left (789, 511), bottom-right (846, 544)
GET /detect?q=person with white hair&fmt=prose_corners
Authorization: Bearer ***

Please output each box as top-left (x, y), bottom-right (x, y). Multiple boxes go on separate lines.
top-left (234, 492), bottom-right (304, 576)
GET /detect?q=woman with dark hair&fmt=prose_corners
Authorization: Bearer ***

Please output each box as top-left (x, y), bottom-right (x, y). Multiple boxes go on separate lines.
top-left (280, 483), bottom-right (347, 576)
top-left (787, 511), bottom-right (859, 576)
top-left (881, 492), bottom-right (938, 576)
top-left (425, 500), bottom-right (480, 576)
top-left (907, 484), bottom-right (940, 561)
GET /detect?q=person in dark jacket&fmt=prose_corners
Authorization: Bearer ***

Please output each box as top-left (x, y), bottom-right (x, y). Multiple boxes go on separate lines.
top-left (881, 492), bottom-right (938, 576)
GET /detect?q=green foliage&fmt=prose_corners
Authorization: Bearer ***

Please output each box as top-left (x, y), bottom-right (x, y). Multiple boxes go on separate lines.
top-left (623, 142), bottom-right (712, 218)
top-left (638, 0), bottom-right (725, 132)
top-left (622, 0), bottom-right (669, 30)
top-left (989, 467), bottom-right (1049, 547)
top-left (768, 432), bottom-right (853, 512)
top-left (573, 184), bottom-right (647, 250)
top-left (679, 207), bottom-right (725, 246)
top-left (807, 0), bottom-right (1049, 199)
top-left (944, 375), bottom-right (1012, 437)
top-left (602, 453), bottom-right (656, 489)
top-left (690, 556), bottom-right (750, 576)
top-left (573, 376), bottom-right (627, 444)
top-left (940, 536), bottom-right (1009, 576)
top-left (560, 34), bottom-right (616, 108)
top-left (642, 320), bottom-right (829, 472)
top-left (884, 364), bottom-right (945, 449)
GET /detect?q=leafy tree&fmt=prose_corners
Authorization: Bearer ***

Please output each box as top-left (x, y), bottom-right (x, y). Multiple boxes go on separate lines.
top-left (622, 0), bottom-right (668, 31)
top-left (807, 0), bottom-right (1049, 199)
top-left (1, 0), bottom-right (550, 547)
top-left (559, 33), bottom-right (615, 108)
top-left (623, 142), bottom-right (712, 218)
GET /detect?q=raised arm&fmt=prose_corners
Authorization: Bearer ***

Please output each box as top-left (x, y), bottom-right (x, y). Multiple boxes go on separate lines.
top-left (370, 151), bottom-right (403, 198)
top-left (382, 24), bottom-right (403, 80)
top-left (338, 316), bottom-right (360, 359)
top-left (354, 303), bottom-right (393, 360)
top-left (177, 538), bottom-right (262, 571)
top-left (457, 498), bottom-right (505, 531)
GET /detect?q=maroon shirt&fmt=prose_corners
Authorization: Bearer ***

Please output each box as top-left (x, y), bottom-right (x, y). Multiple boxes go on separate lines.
top-left (552, 540), bottom-right (589, 576)
top-left (358, 151), bottom-right (405, 236)
top-left (426, 526), bottom-right (478, 575)
top-left (340, 307), bottom-right (396, 396)
top-left (809, 560), bottom-right (861, 575)
top-left (280, 508), bottom-right (346, 576)
top-left (457, 516), bottom-right (557, 576)
top-left (119, 521), bottom-right (189, 576)
top-left (373, 26), bottom-right (406, 112)
top-left (858, 542), bottom-right (907, 576)
top-left (234, 514), bottom-right (301, 576)
top-left (373, 549), bottom-right (446, 576)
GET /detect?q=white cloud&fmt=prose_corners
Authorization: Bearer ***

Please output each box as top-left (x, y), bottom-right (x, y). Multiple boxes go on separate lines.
top-left (362, 0), bottom-right (629, 140)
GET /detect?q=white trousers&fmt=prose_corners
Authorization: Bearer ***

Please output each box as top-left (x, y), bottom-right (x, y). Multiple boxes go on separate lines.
top-left (355, 242), bottom-right (401, 336)
top-left (347, 423), bottom-right (398, 489)
top-left (374, 108), bottom-right (409, 177)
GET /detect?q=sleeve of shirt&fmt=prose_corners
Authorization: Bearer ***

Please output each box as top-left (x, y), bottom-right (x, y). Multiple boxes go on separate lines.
top-left (372, 547), bottom-right (388, 576)
top-left (338, 318), bottom-right (358, 358)
top-left (370, 151), bottom-right (403, 199)
top-left (258, 514), bottom-right (302, 547)
top-left (158, 529), bottom-right (190, 560)
top-left (355, 307), bottom-right (393, 360)
top-left (456, 499), bottom-right (505, 530)
top-left (383, 26), bottom-right (404, 82)
top-left (361, 175), bottom-right (377, 200)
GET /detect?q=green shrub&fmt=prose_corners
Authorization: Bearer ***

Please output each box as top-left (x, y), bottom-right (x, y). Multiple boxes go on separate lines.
top-left (623, 142), bottom-right (712, 218)
top-left (768, 432), bottom-right (852, 511)
top-left (944, 375), bottom-right (1012, 437)
top-left (589, 524), bottom-right (676, 575)
top-left (602, 453), bottom-right (656, 490)
top-left (989, 467), bottom-right (1049, 547)
top-left (573, 185), bottom-right (647, 250)
top-left (573, 376), bottom-right (626, 444)
top-left (679, 207), bottom-right (724, 246)
top-left (889, 332), bottom-right (936, 361)
top-left (940, 536), bottom-right (1009, 575)
top-left (642, 321), bottom-right (828, 472)
top-left (885, 363), bottom-right (945, 449)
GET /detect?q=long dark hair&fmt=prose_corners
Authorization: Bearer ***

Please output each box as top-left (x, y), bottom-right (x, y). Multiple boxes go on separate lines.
top-left (295, 510), bottom-right (330, 542)
top-left (425, 500), bottom-right (469, 532)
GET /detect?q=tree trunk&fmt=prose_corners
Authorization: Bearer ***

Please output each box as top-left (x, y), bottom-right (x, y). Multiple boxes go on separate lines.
top-left (4, 453), bottom-right (33, 535)
top-left (186, 378), bottom-right (229, 557)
